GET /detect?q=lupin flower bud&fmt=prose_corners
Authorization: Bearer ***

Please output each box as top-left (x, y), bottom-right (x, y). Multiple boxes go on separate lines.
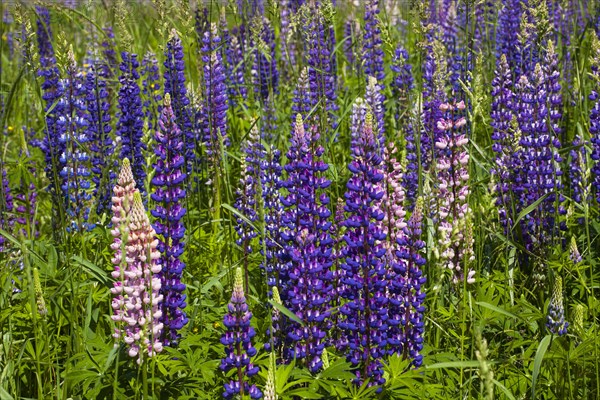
top-left (110, 187), bottom-right (164, 363)
top-left (569, 237), bottom-right (582, 264)
top-left (547, 276), bottom-right (568, 336)
top-left (365, 76), bottom-right (385, 153)
top-left (263, 353), bottom-right (277, 400)
top-left (220, 267), bottom-right (262, 399)
top-left (572, 304), bottom-right (585, 340)
top-left (33, 268), bottom-right (48, 317)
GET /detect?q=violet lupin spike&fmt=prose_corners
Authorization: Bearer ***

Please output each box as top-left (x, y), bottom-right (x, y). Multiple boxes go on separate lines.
top-left (339, 111), bottom-right (388, 390)
top-left (110, 161), bottom-right (164, 364)
top-left (151, 94), bottom-right (188, 346)
top-left (0, 166), bottom-right (14, 252)
top-left (546, 276), bottom-right (568, 336)
top-left (117, 52), bottom-right (146, 196)
top-left (395, 197), bottom-right (427, 367)
top-left (220, 267), bottom-right (262, 399)
top-left (279, 114), bottom-right (333, 372)
top-left (164, 30), bottom-right (195, 175)
top-left (590, 34), bottom-right (600, 205)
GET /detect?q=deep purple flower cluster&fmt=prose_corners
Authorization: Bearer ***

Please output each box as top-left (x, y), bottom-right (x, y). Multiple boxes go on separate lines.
top-left (491, 54), bottom-right (518, 232)
top-left (301, 4), bottom-right (338, 119)
top-left (151, 94), bottom-right (188, 346)
top-left (292, 67), bottom-right (312, 124)
top-left (280, 114), bottom-right (333, 372)
top-left (260, 146), bottom-right (283, 290)
top-left (85, 63), bottom-right (114, 216)
top-left (514, 61), bottom-right (564, 252)
top-left (496, 0), bottom-right (522, 76)
top-left (569, 136), bottom-right (587, 204)
top-left (390, 46), bottom-right (418, 209)
top-left (36, 7), bottom-right (66, 198)
top-left (224, 25), bottom-right (247, 101)
top-left (591, 42), bottom-right (600, 205)
top-left (251, 18), bottom-right (279, 102)
top-left (220, 267), bottom-right (262, 399)
top-left (101, 26), bottom-right (117, 77)
top-left (60, 51), bottom-right (93, 232)
top-left (0, 166), bottom-right (13, 252)
top-left (363, 0), bottom-right (385, 83)
top-left (164, 32), bottom-right (195, 173)
top-left (201, 24), bottom-right (230, 158)
top-left (338, 111), bottom-right (388, 388)
top-left (117, 52), bottom-right (146, 195)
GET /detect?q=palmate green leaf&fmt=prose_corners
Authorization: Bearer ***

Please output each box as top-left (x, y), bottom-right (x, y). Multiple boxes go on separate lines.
top-left (532, 334), bottom-right (552, 398)
top-left (286, 389), bottom-right (322, 399)
top-left (320, 358), bottom-right (355, 380)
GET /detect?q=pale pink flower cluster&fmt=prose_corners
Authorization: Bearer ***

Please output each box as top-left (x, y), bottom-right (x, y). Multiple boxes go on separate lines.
top-left (435, 101), bottom-right (475, 284)
top-left (110, 159), bottom-right (164, 363)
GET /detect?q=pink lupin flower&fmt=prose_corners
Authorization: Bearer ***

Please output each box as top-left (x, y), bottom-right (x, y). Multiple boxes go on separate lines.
top-left (110, 159), bottom-right (163, 363)
top-left (435, 102), bottom-right (475, 285)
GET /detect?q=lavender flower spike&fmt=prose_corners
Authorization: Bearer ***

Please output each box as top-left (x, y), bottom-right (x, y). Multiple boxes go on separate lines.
top-left (151, 94), bottom-right (188, 346)
top-left (220, 267), bottom-right (262, 399)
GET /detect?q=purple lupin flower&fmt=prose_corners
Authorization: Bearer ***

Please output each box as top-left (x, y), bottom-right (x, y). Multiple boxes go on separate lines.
top-left (491, 54), bottom-right (517, 232)
top-left (515, 61), bottom-right (564, 252)
top-left (220, 267), bottom-right (262, 400)
top-left (164, 31), bottom-right (195, 174)
top-left (280, 114), bottom-right (333, 372)
top-left (150, 94), bottom-right (188, 346)
top-left (234, 125), bottom-right (263, 290)
top-left (260, 145), bottom-right (284, 291)
top-left (59, 49), bottom-right (93, 232)
top-left (225, 26), bottom-right (247, 101)
top-left (435, 101), bottom-right (475, 284)
top-left (363, 0), bottom-right (385, 83)
top-left (201, 23), bottom-right (230, 159)
top-left (496, 0), bottom-right (522, 76)
top-left (421, 47), bottom-right (445, 173)
top-left (110, 161), bottom-right (163, 363)
top-left (0, 166), bottom-right (14, 252)
top-left (117, 52), bottom-right (146, 196)
top-left (251, 17), bottom-right (279, 102)
top-left (300, 3), bottom-right (338, 122)
top-left (590, 37), bottom-right (600, 205)
top-left (546, 276), bottom-right (568, 336)
top-left (85, 62), bottom-right (114, 217)
top-left (395, 198), bottom-right (426, 367)
top-left (292, 67), bottom-right (312, 125)
top-left (569, 136), bottom-right (587, 204)
top-left (101, 26), bottom-right (117, 78)
top-left (36, 6), bottom-right (66, 199)
top-left (338, 112), bottom-right (388, 389)
top-left (391, 46), bottom-right (418, 209)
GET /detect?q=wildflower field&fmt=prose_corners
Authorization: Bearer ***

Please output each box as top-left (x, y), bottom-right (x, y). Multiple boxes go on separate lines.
top-left (1, 0), bottom-right (600, 398)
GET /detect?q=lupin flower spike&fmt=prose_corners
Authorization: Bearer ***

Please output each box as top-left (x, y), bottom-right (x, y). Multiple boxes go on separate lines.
top-left (547, 276), bottom-right (568, 336)
top-left (110, 161), bottom-right (164, 364)
top-left (220, 267), bottom-right (262, 399)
